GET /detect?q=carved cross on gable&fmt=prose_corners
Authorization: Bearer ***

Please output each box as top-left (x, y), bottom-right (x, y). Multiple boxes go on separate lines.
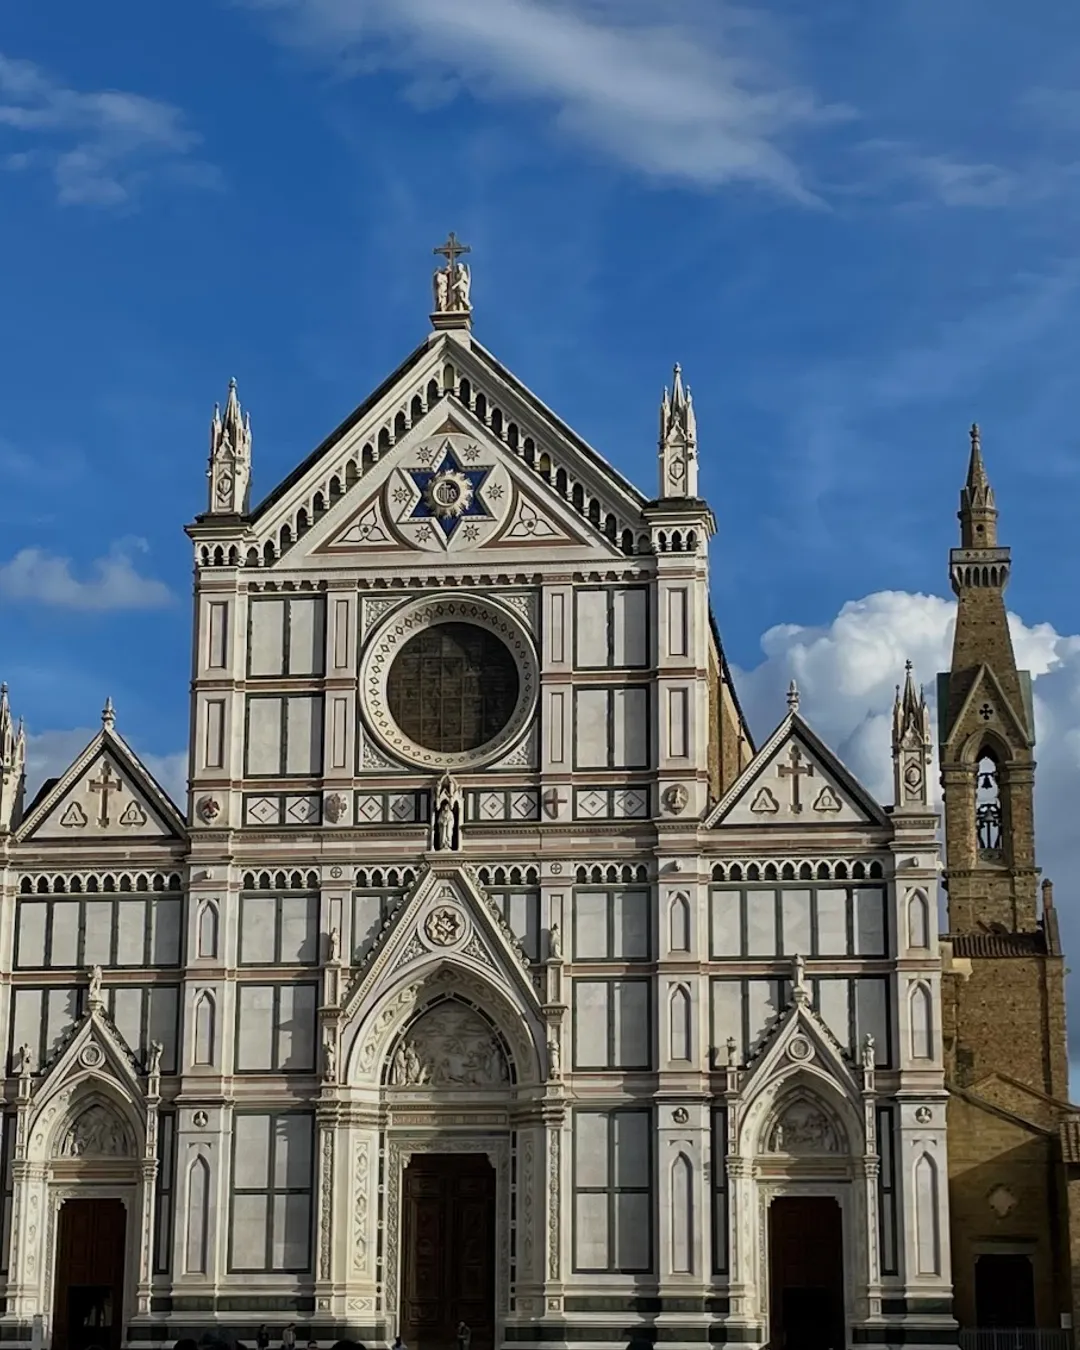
top-left (89, 761), bottom-right (124, 827)
top-left (777, 744), bottom-right (814, 814)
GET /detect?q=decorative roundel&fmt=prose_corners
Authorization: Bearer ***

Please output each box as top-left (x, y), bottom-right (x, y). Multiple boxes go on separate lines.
top-left (786, 1035), bottom-right (814, 1064)
top-left (360, 595), bottom-right (538, 770)
top-left (79, 1043), bottom-right (105, 1069)
top-left (422, 906), bottom-right (467, 948)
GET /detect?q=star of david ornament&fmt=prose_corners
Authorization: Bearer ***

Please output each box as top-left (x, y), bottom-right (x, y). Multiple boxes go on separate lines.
top-left (406, 441), bottom-right (493, 539)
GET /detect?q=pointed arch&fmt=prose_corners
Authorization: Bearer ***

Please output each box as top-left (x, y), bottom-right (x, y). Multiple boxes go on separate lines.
top-left (670, 1152), bottom-right (694, 1274)
top-left (197, 901), bottom-right (219, 959)
top-left (668, 985), bottom-right (692, 1062)
top-left (382, 994), bottom-right (513, 1088)
top-left (185, 1153), bottom-right (211, 1273)
top-left (30, 1075), bottom-right (146, 1165)
top-left (909, 982), bottom-right (933, 1060)
top-left (668, 892), bottom-right (691, 953)
top-left (194, 991), bottom-right (216, 1066)
top-left (906, 889), bottom-right (930, 950)
top-left (914, 1152), bottom-right (941, 1274)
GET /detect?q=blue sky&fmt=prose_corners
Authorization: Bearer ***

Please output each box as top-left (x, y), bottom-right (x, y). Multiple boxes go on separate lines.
top-left (4, 1), bottom-right (1080, 1061)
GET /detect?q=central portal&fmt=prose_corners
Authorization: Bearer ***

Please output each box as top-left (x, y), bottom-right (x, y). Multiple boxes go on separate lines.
top-left (50, 1198), bottom-right (127, 1350)
top-left (768, 1196), bottom-right (845, 1350)
top-left (401, 1153), bottom-right (497, 1350)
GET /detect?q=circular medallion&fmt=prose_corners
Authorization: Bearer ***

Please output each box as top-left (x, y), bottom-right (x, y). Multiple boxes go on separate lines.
top-left (361, 595), bottom-right (538, 770)
top-left (672, 1107), bottom-right (690, 1125)
top-left (193, 1110), bottom-right (209, 1128)
top-left (915, 1106), bottom-right (932, 1124)
top-left (424, 907), bottom-right (465, 947)
top-left (79, 1043), bottom-right (105, 1069)
top-left (787, 1035), bottom-right (814, 1063)
top-left (425, 471), bottom-right (474, 518)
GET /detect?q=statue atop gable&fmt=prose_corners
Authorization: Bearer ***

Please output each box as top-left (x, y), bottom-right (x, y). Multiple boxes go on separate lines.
top-left (432, 232), bottom-right (473, 329)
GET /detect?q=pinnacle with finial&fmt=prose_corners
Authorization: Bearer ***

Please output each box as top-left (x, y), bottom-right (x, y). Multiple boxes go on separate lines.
top-left (787, 679), bottom-right (800, 715)
top-left (102, 697), bottom-right (115, 731)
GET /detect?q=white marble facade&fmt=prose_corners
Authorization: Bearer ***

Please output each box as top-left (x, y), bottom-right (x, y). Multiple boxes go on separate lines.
top-left (0, 263), bottom-right (955, 1350)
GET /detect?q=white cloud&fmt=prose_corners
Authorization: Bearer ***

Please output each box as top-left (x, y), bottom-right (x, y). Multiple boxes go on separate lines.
top-left (25, 728), bottom-right (187, 809)
top-left (733, 589), bottom-right (1080, 1093)
top-left (0, 538), bottom-right (173, 611)
top-left (853, 139), bottom-right (1080, 211)
top-left (0, 52), bottom-right (218, 206)
top-left (239, 0), bottom-right (849, 201)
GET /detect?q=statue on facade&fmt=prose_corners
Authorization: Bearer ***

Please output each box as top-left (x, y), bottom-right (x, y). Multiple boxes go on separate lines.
top-left (327, 927), bottom-right (340, 964)
top-left (548, 923), bottom-right (562, 960)
top-left (432, 232), bottom-right (473, 316)
top-left (323, 1037), bottom-right (338, 1084)
top-left (87, 965), bottom-right (104, 1007)
top-left (433, 774), bottom-right (462, 852)
top-left (862, 1032), bottom-right (875, 1070)
top-left (547, 1036), bottom-right (561, 1080)
top-left (17, 1043), bottom-right (32, 1079)
top-left (148, 1041), bottom-right (163, 1077)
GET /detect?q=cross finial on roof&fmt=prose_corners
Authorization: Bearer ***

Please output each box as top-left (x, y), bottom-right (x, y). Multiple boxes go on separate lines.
top-left (431, 232), bottom-right (474, 328)
top-left (434, 231), bottom-right (471, 270)
top-left (787, 679), bottom-right (800, 714)
top-left (102, 697), bottom-right (115, 731)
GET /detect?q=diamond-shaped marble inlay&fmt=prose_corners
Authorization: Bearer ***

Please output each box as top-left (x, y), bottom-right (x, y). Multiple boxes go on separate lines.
top-left (576, 791), bottom-right (607, 818)
top-left (480, 792), bottom-right (504, 821)
top-left (247, 797), bottom-right (281, 826)
top-left (615, 790), bottom-right (648, 818)
top-left (286, 796), bottom-right (319, 824)
top-left (357, 795), bottom-right (384, 823)
top-left (390, 794), bottom-right (416, 822)
top-left (511, 792), bottom-right (537, 820)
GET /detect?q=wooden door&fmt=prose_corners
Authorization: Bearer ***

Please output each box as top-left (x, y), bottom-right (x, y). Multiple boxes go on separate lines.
top-left (51, 1199), bottom-right (127, 1350)
top-left (768, 1197), bottom-right (844, 1350)
top-left (401, 1155), bottom-right (496, 1350)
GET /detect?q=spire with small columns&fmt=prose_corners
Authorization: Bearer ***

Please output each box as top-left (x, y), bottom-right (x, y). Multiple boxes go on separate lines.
top-left (892, 660), bottom-right (932, 809)
top-left (658, 363), bottom-right (698, 499)
top-left (0, 683), bottom-right (26, 832)
top-left (207, 377), bottom-right (252, 516)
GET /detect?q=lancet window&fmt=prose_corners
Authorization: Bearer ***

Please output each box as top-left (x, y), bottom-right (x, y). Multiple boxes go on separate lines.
top-left (975, 752), bottom-right (1003, 859)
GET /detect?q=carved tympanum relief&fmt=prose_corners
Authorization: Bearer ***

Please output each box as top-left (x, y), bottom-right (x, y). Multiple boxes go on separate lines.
top-left (388, 1001), bottom-right (510, 1087)
top-left (766, 1098), bottom-right (840, 1154)
top-left (57, 1103), bottom-right (133, 1158)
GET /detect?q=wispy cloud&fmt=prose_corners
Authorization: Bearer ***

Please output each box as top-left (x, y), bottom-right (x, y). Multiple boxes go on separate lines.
top-left (853, 138), bottom-right (1080, 211)
top-left (0, 52), bottom-right (219, 206)
top-left (239, 0), bottom-right (850, 202)
top-left (0, 538), bottom-right (173, 611)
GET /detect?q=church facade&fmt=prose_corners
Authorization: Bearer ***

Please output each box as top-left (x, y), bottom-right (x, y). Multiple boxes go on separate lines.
top-left (0, 241), bottom-right (1070, 1350)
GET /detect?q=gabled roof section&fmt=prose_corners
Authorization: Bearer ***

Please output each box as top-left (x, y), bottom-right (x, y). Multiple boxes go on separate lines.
top-left (740, 984), bottom-right (861, 1102)
top-left (32, 996), bottom-right (146, 1098)
top-left (237, 331), bottom-right (653, 564)
top-left (940, 661), bottom-right (1034, 753)
top-left (342, 860), bottom-right (544, 1024)
top-left (16, 712), bottom-right (186, 845)
top-left (706, 707), bottom-right (888, 829)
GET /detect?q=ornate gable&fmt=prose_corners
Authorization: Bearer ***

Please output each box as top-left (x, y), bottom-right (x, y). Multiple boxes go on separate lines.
top-left (342, 860), bottom-right (545, 1028)
top-left (707, 709), bottom-right (888, 830)
top-left (16, 710), bottom-right (186, 845)
top-left (939, 660), bottom-right (1034, 755)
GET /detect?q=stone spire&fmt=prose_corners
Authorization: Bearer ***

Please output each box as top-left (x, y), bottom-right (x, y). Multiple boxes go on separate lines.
top-left (0, 683), bottom-right (27, 832)
top-left (891, 661), bottom-right (932, 809)
top-left (658, 363), bottom-right (698, 499)
top-left (959, 422), bottom-right (998, 548)
top-left (786, 679), bottom-right (800, 716)
top-left (207, 378), bottom-right (252, 516)
top-left (102, 696), bottom-right (116, 732)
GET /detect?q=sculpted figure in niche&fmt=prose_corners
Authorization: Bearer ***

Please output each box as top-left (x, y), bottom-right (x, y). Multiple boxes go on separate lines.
top-left (433, 774), bottom-right (462, 852)
top-left (60, 1104), bottom-right (131, 1158)
top-left (87, 964), bottom-right (104, 1006)
top-left (767, 1099), bottom-right (839, 1154)
top-left (390, 1003), bottom-right (509, 1088)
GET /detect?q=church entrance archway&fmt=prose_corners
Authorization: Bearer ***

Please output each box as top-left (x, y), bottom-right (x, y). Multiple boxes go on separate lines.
top-left (50, 1198), bottom-right (127, 1350)
top-left (400, 1154), bottom-right (496, 1350)
top-left (768, 1196), bottom-right (844, 1350)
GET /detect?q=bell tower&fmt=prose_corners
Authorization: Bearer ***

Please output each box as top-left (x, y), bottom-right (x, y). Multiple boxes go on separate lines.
top-left (938, 424), bottom-right (1038, 935)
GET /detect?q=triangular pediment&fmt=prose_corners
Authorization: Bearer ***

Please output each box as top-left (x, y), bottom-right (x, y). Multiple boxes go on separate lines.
top-left (941, 662), bottom-right (1033, 754)
top-left (707, 714), bottom-right (888, 829)
top-left (243, 333), bottom-right (648, 566)
top-left (31, 999), bottom-right (145, 1103)
top-left (741, 991), bottom-right (861, 1102)
top-left (16, 727), bottom-right (187, 844)
top-left (342, 860), bottom-right (544, 1024)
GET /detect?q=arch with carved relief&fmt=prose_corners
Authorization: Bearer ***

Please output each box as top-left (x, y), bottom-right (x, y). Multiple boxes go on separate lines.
top-left (27, 1070), bottom-right (146, 1168)
top-left (342, 959), bottom-right (545, 1089)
